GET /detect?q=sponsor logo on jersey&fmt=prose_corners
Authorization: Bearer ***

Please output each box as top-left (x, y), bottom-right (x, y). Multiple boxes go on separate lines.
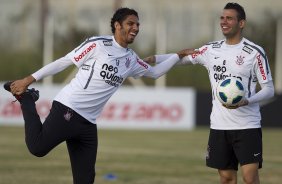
top-left (242, 45), bottom-right (253, 54)
top-left (192, 47), bottom-right (207, 59)
top-left (100, 63), bottom-right (123, 87)
top-left (236, 55), bottom-right (245, 65)
top-left (103, 40), bottom-right (112, 46)
top-left (74, 43), bottom-right (96, 62)
top-left (213, 61), bottom-right (242, 82)
top-left (213, 63), bottom-right (227, 73)
top-left (82, 64), bottom-right (91, 71)
top-left (214, 73), bottom-right (242, 82)
top-left (257, 54), bottom-right (266, 80)
top-left (212, 43), bottom-right (222, 48)
top-left (137, 59), bottom-right (149, 69)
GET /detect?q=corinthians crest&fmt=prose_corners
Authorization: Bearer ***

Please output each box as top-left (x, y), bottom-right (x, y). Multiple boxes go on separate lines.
top-left (236, 55), bottom-right (245, 65)
top-left (64, 109), bottom-right (73, 121)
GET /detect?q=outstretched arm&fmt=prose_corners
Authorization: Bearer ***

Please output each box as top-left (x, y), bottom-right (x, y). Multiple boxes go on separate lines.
top-left (143, 49), bottom-right (197, 65)
top-left (143, 54), bottom-right (179, 79)
top-left (31, 56), bottom-right (73, 81)
top-left (143, 49), bottom-right (196, 79)
top-left (10, 57), bottom-right (73, 95)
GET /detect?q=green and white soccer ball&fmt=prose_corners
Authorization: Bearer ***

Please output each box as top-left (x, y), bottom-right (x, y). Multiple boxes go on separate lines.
top-left (216, 77), bottom-right (245, 106)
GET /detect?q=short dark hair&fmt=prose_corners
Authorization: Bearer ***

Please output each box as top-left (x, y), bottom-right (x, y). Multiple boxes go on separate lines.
top-left (110, 7), bottom-right (139, 34)
top-left (224, 2), bottom-right (246, 21)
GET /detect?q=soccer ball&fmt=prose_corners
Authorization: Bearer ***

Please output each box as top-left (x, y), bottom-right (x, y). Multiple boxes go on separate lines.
top-left (216, 77), bottom-right (245, 106)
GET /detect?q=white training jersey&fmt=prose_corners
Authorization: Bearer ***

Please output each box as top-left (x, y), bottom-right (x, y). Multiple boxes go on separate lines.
top-left (186, 37), bottom-right (273, 130)
top-left (54, 35), bottom-right (151, 124)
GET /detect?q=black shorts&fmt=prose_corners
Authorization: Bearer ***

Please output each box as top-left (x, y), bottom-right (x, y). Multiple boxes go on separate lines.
top-left (206, 128), bottom-right (262, 170)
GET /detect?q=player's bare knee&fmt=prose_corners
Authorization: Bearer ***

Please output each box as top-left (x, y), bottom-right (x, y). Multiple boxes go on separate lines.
top-left (220, 176), bottom-right (236, 184)
top-left (242, 175), bottom-right (259, 184)
top-left (219, 171), bottom-right (237, 184)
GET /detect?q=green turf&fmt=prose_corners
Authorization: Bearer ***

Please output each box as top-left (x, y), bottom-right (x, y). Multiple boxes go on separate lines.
top-left (0, 126), bottom-right (281, 184)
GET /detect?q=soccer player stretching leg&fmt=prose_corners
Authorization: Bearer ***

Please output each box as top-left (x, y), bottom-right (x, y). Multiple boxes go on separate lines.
top-left (4, 8), bottom-right (195, 184)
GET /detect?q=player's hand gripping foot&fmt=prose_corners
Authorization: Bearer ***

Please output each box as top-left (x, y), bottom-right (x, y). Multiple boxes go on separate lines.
top-left (3, 81), bottom-right (39, 103)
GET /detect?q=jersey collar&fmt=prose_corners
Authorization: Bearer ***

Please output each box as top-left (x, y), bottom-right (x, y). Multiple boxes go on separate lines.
top-left (112, 36), bottom-right (128, 52)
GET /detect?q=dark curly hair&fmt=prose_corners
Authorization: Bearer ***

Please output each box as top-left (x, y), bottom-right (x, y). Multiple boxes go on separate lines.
top-left (224, 2), bottom-right (246, 21)
top-left (110, 7), bottom-right (139, 34)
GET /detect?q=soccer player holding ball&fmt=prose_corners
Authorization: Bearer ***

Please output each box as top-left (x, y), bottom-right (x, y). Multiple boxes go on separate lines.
top-left (145, 3), bottom-right (274, 184)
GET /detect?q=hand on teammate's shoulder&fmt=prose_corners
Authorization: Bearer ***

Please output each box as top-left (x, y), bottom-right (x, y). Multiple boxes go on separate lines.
top-left (177, 49), bottom-right (199, 59)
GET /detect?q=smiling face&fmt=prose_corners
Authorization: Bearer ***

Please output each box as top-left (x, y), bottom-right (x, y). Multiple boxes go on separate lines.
top-left (220, 9), bottom-right (245, 44)
top-left (114, 15), bottom-right (140, 48)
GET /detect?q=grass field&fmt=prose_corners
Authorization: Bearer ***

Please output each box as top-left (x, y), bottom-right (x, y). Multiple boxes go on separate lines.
top-left (0, 126), bottom-right (281, 184)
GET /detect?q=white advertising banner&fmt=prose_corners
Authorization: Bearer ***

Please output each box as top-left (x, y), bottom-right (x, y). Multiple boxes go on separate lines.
top-left (0, 83), bottom-right (196, 130)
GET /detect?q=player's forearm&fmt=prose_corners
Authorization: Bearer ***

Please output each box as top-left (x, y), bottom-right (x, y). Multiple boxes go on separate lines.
top-left (145, 49), bottom-right (196, 66)
top-left (155, 54), bottom-right (175, 64)
top-left (23, 75), bottom-right (36, 85)
top-left (143, 54), bottom-right (174, 65)
top-left (32, 56), bottom-right (73, 81)
top-left (247, 81), bottom-right (275, 104)
top-left (144, 54), bottom-right (179, 79)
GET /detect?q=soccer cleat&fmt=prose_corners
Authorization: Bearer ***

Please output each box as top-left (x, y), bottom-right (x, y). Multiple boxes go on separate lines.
top-left (3, 81), bottom-right (39, 102)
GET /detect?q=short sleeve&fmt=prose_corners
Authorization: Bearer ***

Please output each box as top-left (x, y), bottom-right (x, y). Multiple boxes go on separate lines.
top-left (187, 45), bottom-right (209, 66)
top-left (130, 56), bottom-right (152, 79)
